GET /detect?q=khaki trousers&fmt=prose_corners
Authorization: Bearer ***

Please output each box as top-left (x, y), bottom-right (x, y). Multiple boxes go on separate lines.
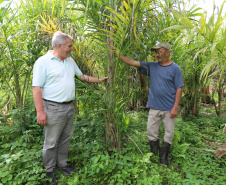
top-left (147, 108), bottom-right (176, 144)
top-left (43, 100), bottom-right (75, 172)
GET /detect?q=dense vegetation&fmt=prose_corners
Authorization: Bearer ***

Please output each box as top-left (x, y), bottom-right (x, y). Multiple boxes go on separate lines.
top-left (0, 0), bottom-right (225, 184)
top-left (1, 107), bottom-right (226, 184)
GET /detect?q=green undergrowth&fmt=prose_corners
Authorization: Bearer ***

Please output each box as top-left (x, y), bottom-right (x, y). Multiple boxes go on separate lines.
top-left (0, 110), bottom-right (225, 184)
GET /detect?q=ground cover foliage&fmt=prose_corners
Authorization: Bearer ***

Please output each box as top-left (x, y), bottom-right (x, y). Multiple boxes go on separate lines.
top-left (0, 107), bottom-right (225, 185)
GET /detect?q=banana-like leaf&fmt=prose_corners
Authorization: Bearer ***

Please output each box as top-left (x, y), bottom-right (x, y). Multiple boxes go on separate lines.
top-left (200, 58), bottom-right (221, 81)
top-left (218, 62), bottom-right (225, 85)
top-left (188, 5), bottom-right (203, 16)
top-left (179, 17), bottom-right (194, 28)
top-left (210, 42), bottom-right (218, 58)
top-left (171, 9), bottom-right (186, 20)
top-left (216, 37), bottom-right (226, 54)
top-left (193, 47), bottom-right (207, 62)
top-left (164, 4), bottom-right (226, 85)
top-left (209, 14), bottom-right (226, 41)
top-left (197, 11), bottom-right (207, 34)
top-left (217, 0), bottom-right (226, 23)
top-left (60, 0), bottom-right (65, 17)
top-left (160, 25), bottom-right (192, 32)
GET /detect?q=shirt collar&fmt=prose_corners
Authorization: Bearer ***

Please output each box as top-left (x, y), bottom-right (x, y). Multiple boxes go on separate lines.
top-left (46, 50), bottom-right (64, 62)
top-left (46, 50), bottom-right (56, 60)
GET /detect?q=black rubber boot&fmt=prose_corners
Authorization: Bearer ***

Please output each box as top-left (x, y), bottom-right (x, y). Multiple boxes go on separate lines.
top-left (149, 139), bottom-right (159, 156)
top-left (160, 141), bottom-right (171, 165)
top-left (46, 172), bottom-right (57, 185)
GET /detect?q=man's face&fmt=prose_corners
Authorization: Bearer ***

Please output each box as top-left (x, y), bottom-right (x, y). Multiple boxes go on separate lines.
top-left (60, 38), bottom-right (73, 59)
top-left (155, 48), bottom-right (168, 63)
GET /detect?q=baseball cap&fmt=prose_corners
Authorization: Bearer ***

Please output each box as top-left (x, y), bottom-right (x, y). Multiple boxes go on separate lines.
top-left (151, 42), bottom-right (171, 51)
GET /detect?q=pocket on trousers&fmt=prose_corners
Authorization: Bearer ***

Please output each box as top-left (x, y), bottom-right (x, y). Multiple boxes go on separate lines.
top-left (47, 103), bottom-right (60, 111)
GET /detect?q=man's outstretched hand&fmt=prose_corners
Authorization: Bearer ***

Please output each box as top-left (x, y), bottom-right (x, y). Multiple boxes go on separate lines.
top-left (100, 77), bottom-right (108, 83)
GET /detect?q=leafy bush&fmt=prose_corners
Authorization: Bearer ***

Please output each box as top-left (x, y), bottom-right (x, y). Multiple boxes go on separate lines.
top-left (0, 128), bottom-right (46, 185)
top-left (9, 106), bottom-right (37, 134)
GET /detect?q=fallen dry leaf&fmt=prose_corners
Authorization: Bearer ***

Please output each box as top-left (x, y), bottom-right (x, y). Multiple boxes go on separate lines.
top-left (214, 143), bottom-right (226, 159)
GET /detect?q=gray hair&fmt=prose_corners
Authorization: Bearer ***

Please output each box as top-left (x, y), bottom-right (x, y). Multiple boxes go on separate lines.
top-left (52, 31), bottom-right (73, 48)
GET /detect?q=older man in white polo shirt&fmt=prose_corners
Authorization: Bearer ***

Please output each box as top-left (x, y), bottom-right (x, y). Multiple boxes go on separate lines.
top-left (32, 31), bottom-right (108, 185)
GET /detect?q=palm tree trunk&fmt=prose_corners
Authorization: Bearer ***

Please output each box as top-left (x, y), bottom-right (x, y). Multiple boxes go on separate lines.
top-left (14, 70), bottom-right (23, 108)
top-left (106, 20), bottom-right (120, 150)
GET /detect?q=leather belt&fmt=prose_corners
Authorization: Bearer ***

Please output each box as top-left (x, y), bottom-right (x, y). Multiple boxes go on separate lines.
top-left (43, 99), bottom-right (73, 104)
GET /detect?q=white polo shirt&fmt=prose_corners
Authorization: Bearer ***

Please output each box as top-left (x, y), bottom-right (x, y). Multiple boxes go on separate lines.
top-left (32, 50), bottom-right (83, 102)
